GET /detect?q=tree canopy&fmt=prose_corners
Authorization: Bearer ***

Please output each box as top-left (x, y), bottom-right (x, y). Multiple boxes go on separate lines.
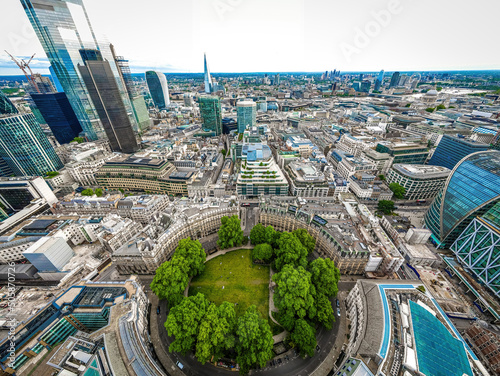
top-left (251, 243), bottom-right (273, 263)
top-left (235, 305), bottom-right (274, 373)
top-left (378, 200), bottom-right (395, 215)
top-left (274, 232), bottom-right (308, 272)
top-left (95, 188), bottom-right (103, 197)
top-left (250, 223), bottom-right (266, 245)
top-left (289, 319), bottom-right (317, 357)
top-left (150, 256), bottom-right (190, 306)
top-left (81, 188), bottom-right (94, 196)
top-left (309, 258), bottom-right (340, 298)
top-left (389, 182), bottom-right (406, 199)
top-left (217, 215), bottom-right (244, 249)
top-left (292, 228), bottom-right (316, 254)
top-left (174, 237), bottom-right (206, 277)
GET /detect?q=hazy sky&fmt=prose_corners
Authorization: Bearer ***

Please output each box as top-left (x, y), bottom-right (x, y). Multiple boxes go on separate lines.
top-left (1, 0), bottom-right (499, 74)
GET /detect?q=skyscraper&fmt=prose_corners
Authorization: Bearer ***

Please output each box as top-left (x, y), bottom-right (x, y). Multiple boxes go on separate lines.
top-left (145, 71), bottom-right (170, 109)
top-left (78, 49), bottom-right (139, 154)
top-left (0, 113), bottom-right (63, 176)
top-left (389, 72), bottom-right (400, 88)
top-left (274, 73), bottom-right (280, 86)
top-left (0, 91), bottom-right (17, 115)
top-left (21, 0), bottom-right (136, 140)
top-left (428, 135), bottom-right (489, 170)
top-left (30, 92), bottom-right (83, 145)
top-left (237, 101), bottom-right (257, 133)
top-left (204, 53), bottom-right (213, 94)
top-left (49, 65), bottom-right (64, 92)
top-left (29, 74), bottom-right (56, 94)
top-left (374, 70), bottom-right (384, 92)
top-left (198, 96), bottom-right (222, 136)
top-left (424, 151), bottom-right (500, 248)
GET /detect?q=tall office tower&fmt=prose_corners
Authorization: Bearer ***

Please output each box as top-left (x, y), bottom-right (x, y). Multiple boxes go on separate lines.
top-left (389, 71), bottom-right (400, 88)
top-left (0, 158), bottom-right (14, 177)
top-left (274, 73), bottom-right (280, 86)
top-left (49, 65), bottom-right (64, 92)
top-left (0, 92), bottom-right (18, 115)
top-left (0, 113), bottom-right (63, 176)
top-left (491, 131), bottom-right (500, 150)
top-left (110, 45), bottom-right (150, 132)
top-left (358, 73), bottom-right (363, 81)
top-left (21, 0), bottom-right (136, 141)
top-left (237, 101), bottom-right (257, 133)
top-left (145, 71), bottom-right (170, 109)
top-left (30, 92), bottom-right (83, 145)
top-left (398, 74), bottom-right (410, 87)
top-left (204, 53), bottom-right (213, 94)
top-left (374, 70), bottom-right (384, 91)
top-left (428, 135), bottom-right (489, 170)
top-left (425, 151), bottom-right (500, 248)
top-left (360, 80), bottom-right (371, 93)
top-left (78, 49), bottom-right (139, 154)
top-left (29, 73), bottom-right (56, 94)
top-left (198, 96), bottom-right (222, 136)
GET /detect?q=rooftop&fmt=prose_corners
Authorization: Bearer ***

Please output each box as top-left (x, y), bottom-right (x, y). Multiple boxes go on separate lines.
top-left (392, 164), bottom-right (451, 179)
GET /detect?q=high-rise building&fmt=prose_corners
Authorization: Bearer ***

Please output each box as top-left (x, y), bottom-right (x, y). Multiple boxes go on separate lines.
top-left (360, 80), bottom-right (371, 93)
top-left (0, 91), bottom-right (17, 115)
top-left (237, 101), bottom-right (257, 133)
top-left (145, 71), bottom-right (170, 109)
top-left (21, 0), bottom-right (136, 141)
top-left (424, 151), bottom-right (500, 248)
top-left (428, 135), bottom-right (489, 170)
top-left (0, 176), bottom-right (58, 213)
top-left (204, 53), bottom-right (213, 94)
top-left (198, 96), bottom-right (222, 136)
top-left (389, 71), bottom-right (400, 88)
top-left (274, 73), bottom-right (280, 86)
top-left (374, 70), bottom-right (384, 91)
top-left (78, 49), bottom-right (139, 154)
top-left (49, 65), bottom-right (64, 92)
top-left (30, 92), bottom-right (83, 145)
top-left (29, 73), bottom-right (56, 94)
top-left (0, 113), bottom-right (63, 176)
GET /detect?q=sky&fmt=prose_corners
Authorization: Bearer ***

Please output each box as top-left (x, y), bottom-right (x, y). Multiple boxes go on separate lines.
top-left (1, 0), bottom-right (499, 75)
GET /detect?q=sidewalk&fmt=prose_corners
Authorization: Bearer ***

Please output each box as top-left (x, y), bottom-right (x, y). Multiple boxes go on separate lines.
top-left (205, 244), bottom-right (254, 261)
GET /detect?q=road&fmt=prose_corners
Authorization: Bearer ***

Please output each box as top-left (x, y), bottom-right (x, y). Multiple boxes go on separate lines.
top-left (153, 285), bottom-right (349, 376)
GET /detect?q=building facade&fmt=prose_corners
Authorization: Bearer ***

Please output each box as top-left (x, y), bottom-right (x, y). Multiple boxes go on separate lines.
top-left (145, 70), bottom-right (170, 109)
top-left (428, 135), bottom-right (489, 170)
top-left (237, 101), bottom-right (257, 133)
top-left (198, 95), bottom-right (222, 136)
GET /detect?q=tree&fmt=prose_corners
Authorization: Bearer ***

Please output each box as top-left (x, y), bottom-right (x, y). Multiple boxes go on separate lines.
top-left (292, 228), bottom-right (316, 254)
top-left (405, 103), bottom-right (411, 107)
top-left (436, 104), bottom-right (446, 110)
top-left (236, 305), bottom-right (274, 373)
top-left (275, 232), bottom-right (308, 272)
top-left (217, 215), bottom-right (244, 249)
top-left (378, 200), bottom-right (395, 215)
top-left (250, 223), bottom-right (266, 245)
top-left (221, 149), bottom-right (227, 157)
top-left (195, 302), bottom-right (236, 364)
top-left (165, 293), bottom-right (209, 354)
top-left (312, 291), bottom-right (335, 330)
top-left (389, 182), bottom-right (406, 199)
top-left (289, 319), bottom-right (317, 357)
top-left (45, 171), bottom-right (59, 178)
top-left (309, 258), bottom-right (340, 298)
top-left (95, 188), bottom-right (103, 197)
top-left (252, 243), bottom-right (273, 263)
top-left (378, 174), bottom-right (386, 181)
top-left (173, 238), bottom-right (206, 277)
top-left (72, 136), bottom-right (85, 143)
top-left (425, 107), bottom-right (435, 113)
top-left (273, 265), bottom-right (315, 330)
top-left (81, 188), bottom-right (94, 196)
top-left (264, 225), bottom-right (280, 248)
top-left (150, 256), bottom-right (190, 306)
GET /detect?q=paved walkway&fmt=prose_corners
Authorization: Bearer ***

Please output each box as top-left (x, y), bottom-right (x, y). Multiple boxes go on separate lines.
top-left (272, 330), bottom-right (288, 343)
top-left (269, 268), bottom-right (280, 326)
top-left (205, 245), bottom-right (254, 262)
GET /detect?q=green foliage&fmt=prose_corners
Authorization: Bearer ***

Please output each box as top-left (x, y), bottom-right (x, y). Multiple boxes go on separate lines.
top-left (238, 133), bottom-right (243, 141)
top-left (312, 291), bottom-right (335, 330)
top-left (250, 223), bottom-right (266, 245)
top-left (275, 232), bottom-right (308, 272)
top-left (81, 188), bottom-right (94, 196)
top-left (165, 293), bottom-right (210, 354)
top-left (221, 149), bottom-right (227, 156)
top-left (378, 200), bottom-right (395, 215)
top-left (378, 174), bottom-right (386, 181)
top-left (252, 243), bottom-right (273, 263)
top-left (72, 137), bottom-right (85, 143)
top-left (436, 86), bottom-right (443, 91)
top-left (416, 285), bottom-right (426, 293)
top-left (151, 256), bottom-right (190, 306)
top-left (45, 171), bottom-right (59, 178)
top-left (309, 258), bottom-right (340, 298)
top-left (425, 107), bottom-right (435, 113)
top-left (95, 188), bottom-right (103, 197)
top-left (405, 103), bottom-right (411, 107)
top-left (292, 228), bottom-right (316, 254)
top-left (174, 237), bottom-right (206, 277)
top-left (289, 319), bottom-right (317, 357)
top-left (217, 215), bottom-right (244, 249)
top-left (272, 265), bottom-right (315, 330)
top-left (436, 104), bottom-right (446, 110)
top-left (235, 305), bottom-right (274, 373)
top-left (118, 188), bottom-right (125, 194)
top-left (389, 182), bottom-right (406, 199)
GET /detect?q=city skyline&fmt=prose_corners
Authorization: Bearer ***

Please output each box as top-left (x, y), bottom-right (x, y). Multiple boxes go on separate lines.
top-left (1, 0), bottom-right (499, 75)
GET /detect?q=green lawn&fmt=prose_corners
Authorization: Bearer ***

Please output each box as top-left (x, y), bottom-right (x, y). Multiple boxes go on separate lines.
top-left (188, 249), bottom-right (270, 319)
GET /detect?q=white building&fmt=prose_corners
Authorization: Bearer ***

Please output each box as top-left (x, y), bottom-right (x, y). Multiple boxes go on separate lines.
top-left (23, 237), bottom-right (74, 272)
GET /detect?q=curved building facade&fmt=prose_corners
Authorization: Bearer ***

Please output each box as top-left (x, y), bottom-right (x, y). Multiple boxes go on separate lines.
top-left (424, 151), bottom-right (500, 248)
top-left (145, 71), bottom-right (170, 109)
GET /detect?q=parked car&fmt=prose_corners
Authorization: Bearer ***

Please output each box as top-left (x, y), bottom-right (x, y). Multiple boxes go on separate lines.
top-left (176, 361), bottom-right (184, 370)
top-left (337, 308), bottom-right (341, 317)
top-left (336, 299), bottom-right (339, 307)
top-left (156, 306), bottom-right (160, 314)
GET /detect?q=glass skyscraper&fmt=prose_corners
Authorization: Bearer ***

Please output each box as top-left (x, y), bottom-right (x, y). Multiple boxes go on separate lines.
top-left (198, 96), bottom-right (222, 136)
top-left (237, 101), bottom-right (257, 133)
top-left (21, 0), bottom-right (136, 140)
top-left (0, 92), bottom-right (17, 115)
top-left (30, 92), bottom-right (82, 144)
top-left (0, 113), bottom-right (63, 176)
top-left (145, 71), bottom-right (170, 109)
top-left (389, 71), bottom-right (400, 88)
top-left (425, 151), bottom-right (500, 248)
top-left (428, 135), bottom-right (489, 170)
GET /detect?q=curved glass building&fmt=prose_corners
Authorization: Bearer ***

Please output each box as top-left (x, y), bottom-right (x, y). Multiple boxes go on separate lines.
top-left (425, 150), bottom-right (500, 248)
top-left (145, 71), bottom-right (170, 109)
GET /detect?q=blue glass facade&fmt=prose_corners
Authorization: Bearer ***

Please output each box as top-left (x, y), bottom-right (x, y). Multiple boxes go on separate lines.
top-left (199, 96), bottom-right (222, 135)
top-left (0, 114), bottom-right (63, 176)
top-left (145, 71), bottom-right (170, 109)
top-left (0, 91), bottom-right (17, 115)
top-left (428, 135), bottom-right (489, 170)
top-left (425, 151), bottom-right (500, 248)
top-left (30, 92), bottom-right (82, 144)
top-left (21, 0), bottom-right (136, 140)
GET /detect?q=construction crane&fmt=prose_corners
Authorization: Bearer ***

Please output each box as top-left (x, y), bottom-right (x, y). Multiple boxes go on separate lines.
top-left (4, 50), bottom-right (41, 93)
